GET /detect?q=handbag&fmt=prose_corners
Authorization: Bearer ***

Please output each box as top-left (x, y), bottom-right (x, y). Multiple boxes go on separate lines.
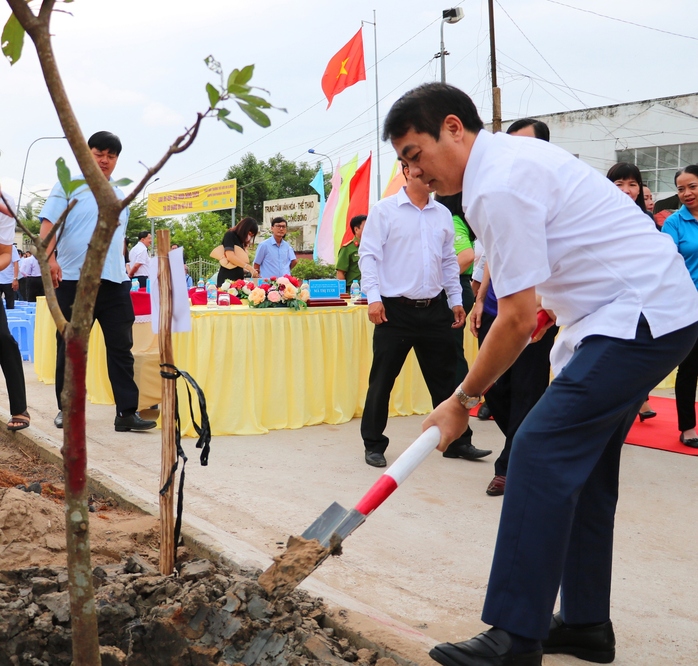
top-left (209, 245), bottom-right (235, 270)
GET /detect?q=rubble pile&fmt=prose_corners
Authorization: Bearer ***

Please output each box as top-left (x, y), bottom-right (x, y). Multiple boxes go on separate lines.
top-left (0, 557), bottom-right (401, 666)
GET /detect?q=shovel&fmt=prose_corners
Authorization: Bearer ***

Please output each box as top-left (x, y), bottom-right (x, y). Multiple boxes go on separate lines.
top-left (258, 426), bottom-right (441, 596)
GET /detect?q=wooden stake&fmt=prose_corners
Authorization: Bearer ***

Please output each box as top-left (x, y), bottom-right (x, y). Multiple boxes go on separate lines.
top-left (157, 229), bottom-right (176, 575)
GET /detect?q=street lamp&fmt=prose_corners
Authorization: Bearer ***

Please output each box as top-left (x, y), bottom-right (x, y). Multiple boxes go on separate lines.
top-left (143, 177), bottom-right (160, 256)
top-left (17, 135), bottom-right (65, 213)
top-left (438, 7), bottom-right (464, 83)
top-left (307, 149), bottom-right (334, 177)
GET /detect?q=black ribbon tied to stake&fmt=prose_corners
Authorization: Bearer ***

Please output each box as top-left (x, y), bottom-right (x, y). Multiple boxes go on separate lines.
top-left (158, 363), bottom-right (212, 557)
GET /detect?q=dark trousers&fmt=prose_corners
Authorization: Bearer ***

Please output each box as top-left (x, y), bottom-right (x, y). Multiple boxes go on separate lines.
top-left (0, 282), bottom-right (15, 309)
top-left (361, 294), bottom-right (472, 453)
top-left (135, 275), bottom-right (147, 289)
top-left (0, 300), bottom-right (27, 415)
top-left (479, 311), bottom-right (557, 476)
top-left (452, 274), bottom-right (475, 384)
top-left (481, 316), bottom-right (698, 639)
top-left (18, 277), bottom-right (27, 301)
top-left (25, 276), bottom-right (44, 303)
top-left (55, 280), bottom-right (138, 416)
top-left (674, 337), bottom-right (698, 431)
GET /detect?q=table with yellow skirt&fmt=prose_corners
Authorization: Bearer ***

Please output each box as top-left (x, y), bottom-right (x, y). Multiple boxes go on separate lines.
top-left (33, 297), bottom-right (480, 438)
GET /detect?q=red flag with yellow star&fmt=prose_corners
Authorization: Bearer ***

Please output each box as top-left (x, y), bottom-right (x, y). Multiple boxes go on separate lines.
top-left (322, 28), bottom-right (366, 109)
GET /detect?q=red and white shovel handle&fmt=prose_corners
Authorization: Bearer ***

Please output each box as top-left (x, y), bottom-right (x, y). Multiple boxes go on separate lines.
top-left (354, 426), bottom-right (441, 516)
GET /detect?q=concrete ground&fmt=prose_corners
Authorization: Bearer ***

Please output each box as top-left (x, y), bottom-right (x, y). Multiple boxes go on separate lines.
top-left (2, 363), bottom-right (697, 665)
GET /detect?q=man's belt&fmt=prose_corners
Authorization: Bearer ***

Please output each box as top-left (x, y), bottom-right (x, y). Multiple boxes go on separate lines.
top-left (384, 293), bottom-right (442, 308)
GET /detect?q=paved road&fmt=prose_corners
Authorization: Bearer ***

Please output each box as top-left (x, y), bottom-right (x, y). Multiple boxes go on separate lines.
top-left (2, 364), bottom-right (697, 665)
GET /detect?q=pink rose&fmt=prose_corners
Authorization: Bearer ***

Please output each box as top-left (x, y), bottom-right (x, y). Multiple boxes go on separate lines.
top-left (267, 290), bottom-right (281, 303)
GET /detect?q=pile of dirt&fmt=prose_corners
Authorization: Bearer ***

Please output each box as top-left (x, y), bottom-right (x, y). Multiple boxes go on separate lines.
top-left (0, 557), bottom-right (400, 666)
top-left (0, 487), bottom-right (159, 570)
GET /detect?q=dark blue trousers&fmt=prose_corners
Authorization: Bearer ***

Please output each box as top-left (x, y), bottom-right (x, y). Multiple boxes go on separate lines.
top-left (481, 316), bottom-right (698, 639)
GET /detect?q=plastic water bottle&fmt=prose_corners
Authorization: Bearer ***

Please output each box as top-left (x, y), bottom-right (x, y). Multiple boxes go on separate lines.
top-left (146, 278), bottom-right (150, 294)
top-left (131, 278), bottom-right (139, 292)
top-left (350, 279), bottom-right (361, 303)
top-left (206, 281), bottom-right (218, 306)
top-left (197, 278), bottom-right (205, 290)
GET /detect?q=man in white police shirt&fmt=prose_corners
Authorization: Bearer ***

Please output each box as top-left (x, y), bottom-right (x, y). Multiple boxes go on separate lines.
top-left (40, 131), bottom-right (156, 433)
top-left (384, 83), bottom-right (698, 666)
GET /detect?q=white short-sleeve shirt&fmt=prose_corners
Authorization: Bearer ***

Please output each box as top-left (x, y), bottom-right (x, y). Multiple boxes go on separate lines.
top-left (0, 192), bottom-right (16, 245)
top-left (462, 130), bottom-right (698, 374)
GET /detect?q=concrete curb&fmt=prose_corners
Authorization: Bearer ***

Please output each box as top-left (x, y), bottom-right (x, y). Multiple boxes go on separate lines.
top-left (0, 413), bottom-right (425, 666)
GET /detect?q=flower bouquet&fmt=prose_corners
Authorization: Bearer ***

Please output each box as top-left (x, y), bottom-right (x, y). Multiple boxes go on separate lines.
top-left (248, 275), bottom-right (310, 311)
top-left (220, 279), bottom-right (255, 304)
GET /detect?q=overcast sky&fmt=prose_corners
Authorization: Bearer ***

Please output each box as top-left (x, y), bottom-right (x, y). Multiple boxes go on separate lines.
top-left (0, 0), bottom-right (694, 210)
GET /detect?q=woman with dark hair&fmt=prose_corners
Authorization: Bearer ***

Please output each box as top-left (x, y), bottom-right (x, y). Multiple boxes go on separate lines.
top-left (217, 217), bottom-right (259, 287)
top-left (661, 164), bottom-right (698, 448)
top-left (606, 162), bottom-right (657, 422)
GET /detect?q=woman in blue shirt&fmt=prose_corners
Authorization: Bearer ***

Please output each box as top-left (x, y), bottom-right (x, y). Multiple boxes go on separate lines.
top-left (661, 164), bottom-right (698, 448)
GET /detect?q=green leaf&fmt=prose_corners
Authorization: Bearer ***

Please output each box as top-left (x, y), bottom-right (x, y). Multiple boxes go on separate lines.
top-left (226, 82), bottom-right (251, 97)
top-left (217, 108), bottom-right (231, 118)
top-left (112, 178), bottom-right (133, 187)
top-left (206, 82), bottom-right (220, 109)
top-left (56, 158), bottom-right (72, 194)
top-left (220, 117), bottom-right (243, 133)
top-left (237, 102), bottom-right (270, 128)
top-left (1, 13), bottom-right (25, 65)
top-left (226, 69), bottom-right (240, 90)
top-left (236, 93), bottom-right (271, 109)
top-left (236, 64), bottom-right (254, 85)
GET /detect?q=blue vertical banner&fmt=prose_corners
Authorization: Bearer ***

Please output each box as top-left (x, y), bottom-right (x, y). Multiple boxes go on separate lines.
top-left (309, 166), bottom-right (326, 261)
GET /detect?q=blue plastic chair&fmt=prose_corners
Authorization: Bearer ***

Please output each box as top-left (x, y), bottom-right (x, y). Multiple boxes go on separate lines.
top-left (7, 317), bottom-right (34, 362)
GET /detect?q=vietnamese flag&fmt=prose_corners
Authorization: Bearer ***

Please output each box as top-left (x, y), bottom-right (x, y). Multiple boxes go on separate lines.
top-left (322, 28), bottom-right (366, 109)
top-left (341, 153), bottom-right (372, 246)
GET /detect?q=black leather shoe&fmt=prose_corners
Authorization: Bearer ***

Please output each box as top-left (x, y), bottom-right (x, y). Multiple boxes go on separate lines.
top-left (543, 612), bottom-right (615, 663)
top-left (477, 402), bottom-right (492, 420)
top-left (443, 442), bottom-right (492, 460)
top-left (430, 628), bottom-right (542, 666)
top-left (54, 411), bottom-right (63, 429)
top-left (364, 451), bottom-right (387, 467)
top-left (114, 413), bottom-right (157, 432)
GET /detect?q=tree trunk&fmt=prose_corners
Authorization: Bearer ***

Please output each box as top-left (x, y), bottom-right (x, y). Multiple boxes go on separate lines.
top-left (157, 230), bottom-right (176, 575)
top-left (62, 328), bottom-right (101, 665)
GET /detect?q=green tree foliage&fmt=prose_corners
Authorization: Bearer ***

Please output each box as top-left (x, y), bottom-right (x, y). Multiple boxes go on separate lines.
top-left (291, 258), bottom-right (337, 280)
top-left (226, 153), bottom-right (327, 222)
top-left (168, 211), bottom-right (229, 260)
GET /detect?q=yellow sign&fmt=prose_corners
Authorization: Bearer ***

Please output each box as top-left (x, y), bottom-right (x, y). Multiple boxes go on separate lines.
top-left (146, 179), bottom-right (237, 217)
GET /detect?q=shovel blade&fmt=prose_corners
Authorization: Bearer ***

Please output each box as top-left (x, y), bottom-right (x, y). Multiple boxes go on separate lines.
top-left (302, 502), bottom-right (366, 547)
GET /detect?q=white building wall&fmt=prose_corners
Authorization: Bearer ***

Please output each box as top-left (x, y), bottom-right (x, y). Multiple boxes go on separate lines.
top-left (492, 92), bottom-right (698, 201)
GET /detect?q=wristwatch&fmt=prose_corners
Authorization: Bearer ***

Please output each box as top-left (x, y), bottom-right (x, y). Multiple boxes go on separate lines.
top-left (454, 385), bottom-right (482, 409)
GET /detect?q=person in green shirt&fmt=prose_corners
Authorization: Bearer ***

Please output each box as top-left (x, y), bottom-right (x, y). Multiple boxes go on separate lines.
top-left (435, 193), bottom-right (476, 383)
top-left (336, 215), bottom-right (366, 287)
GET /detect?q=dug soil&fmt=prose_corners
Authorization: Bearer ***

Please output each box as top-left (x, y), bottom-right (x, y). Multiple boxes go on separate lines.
top-left (0, 438), bottom-right (404, 666)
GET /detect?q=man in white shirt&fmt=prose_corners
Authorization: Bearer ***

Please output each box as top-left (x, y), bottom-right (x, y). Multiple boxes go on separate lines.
top-left (384, 83), bottom-right (698, 666)
top-left (358, 164), bottom-right (491, 467)
top-left (19, 252), bottom-right (44, 302)
top-left (128, 230), bottom-right (151, 288)
top-left (0, 244), bottom-right (20, 308)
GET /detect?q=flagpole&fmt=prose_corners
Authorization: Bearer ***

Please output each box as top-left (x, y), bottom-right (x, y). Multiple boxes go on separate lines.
top-left (363, 12), bottom-right (381, 200)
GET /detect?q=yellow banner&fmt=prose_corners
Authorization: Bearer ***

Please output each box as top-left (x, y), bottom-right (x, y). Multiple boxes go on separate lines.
top-left (146, 179), bottom-right (237, 217)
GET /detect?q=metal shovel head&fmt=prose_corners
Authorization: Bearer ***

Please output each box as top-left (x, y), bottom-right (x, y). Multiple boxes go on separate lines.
top-left (301, 502), bottom-right (366, 548)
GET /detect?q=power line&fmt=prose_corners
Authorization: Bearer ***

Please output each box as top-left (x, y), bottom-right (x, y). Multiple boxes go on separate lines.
top-left (544, 0), bottom-right (698, 41)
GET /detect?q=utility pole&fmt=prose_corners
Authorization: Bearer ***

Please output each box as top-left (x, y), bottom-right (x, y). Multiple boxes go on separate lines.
top-left (488, 0), bottom-right (501, 133)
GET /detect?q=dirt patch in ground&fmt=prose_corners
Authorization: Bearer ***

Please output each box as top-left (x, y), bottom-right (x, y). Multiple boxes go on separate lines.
top-left (0, 439), bottom-right (158, 570)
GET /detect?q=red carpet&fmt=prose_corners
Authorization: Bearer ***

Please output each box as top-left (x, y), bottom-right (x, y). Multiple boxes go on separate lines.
top-left (471, 398), bottom-right (698, 456)
top-left (625, 396), bottom-right (698, 456)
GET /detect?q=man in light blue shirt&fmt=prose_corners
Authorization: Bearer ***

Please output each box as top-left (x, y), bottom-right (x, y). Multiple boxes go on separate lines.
top-left (40, 131), bottom-right (155, 433)
top-left (253, 217), bottom-right (297, 277)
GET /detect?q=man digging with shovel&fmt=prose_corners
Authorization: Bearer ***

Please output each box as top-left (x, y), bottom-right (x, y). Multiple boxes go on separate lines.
top-left (383, 83), bottom-right (698, 666)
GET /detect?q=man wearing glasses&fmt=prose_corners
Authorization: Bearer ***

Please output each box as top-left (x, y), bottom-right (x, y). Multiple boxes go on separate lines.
top-left (254, 217), bottom-right (298, 278)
